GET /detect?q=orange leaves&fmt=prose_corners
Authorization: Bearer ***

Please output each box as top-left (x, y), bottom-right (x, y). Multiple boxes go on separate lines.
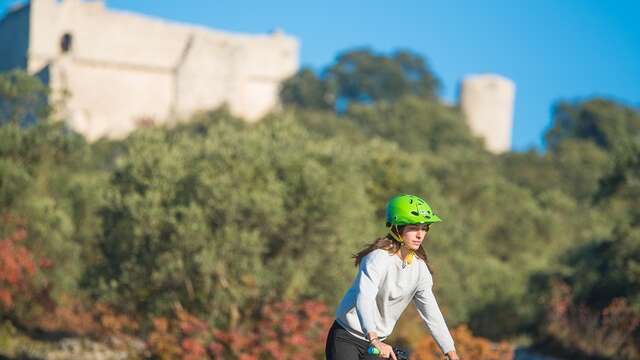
top-left (252, 300), bottom-right (332, 359)
top-left (94, 303), bottom-right (139, 336)
top-left (544, 280), bottom-right (640, 358)
top-left (0, 227), bottom-right (33, 285)
top-left (148, 315), bottom-right (183, 360)
top-left (0, 219), bottom-right (39, 310)
top-left (601, 298), bottom-right (640, 333)
top-left (176, 305), bottom-right (209, 335)
top-left (181, 338), bottom-right (207, 360)
top-left (32, 299), bottom-right (98, 334)
top-left (146, 300), bottom-right (333, 359)
top-left (0, 214), bottom-right (139, 346)
top-left (412, 325), bottom-right (514, 360)
top-left (448, 325), bottom-right (513, 360)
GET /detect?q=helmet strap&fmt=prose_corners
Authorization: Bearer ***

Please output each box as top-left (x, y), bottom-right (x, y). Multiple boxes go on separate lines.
top-left (388, 224), bottom-right (403, 244)
top-left (388, 224), bottom-right (415, 266)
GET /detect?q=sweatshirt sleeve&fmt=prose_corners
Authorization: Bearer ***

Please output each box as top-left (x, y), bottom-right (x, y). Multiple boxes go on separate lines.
top-left (413, 269), bottom-right (456, 354)
top-left (355, 250), bottom-right (387, 335)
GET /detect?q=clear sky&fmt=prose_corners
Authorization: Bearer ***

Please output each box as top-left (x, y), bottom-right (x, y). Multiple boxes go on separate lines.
top-left (2, 0), bottom-right (639, 150)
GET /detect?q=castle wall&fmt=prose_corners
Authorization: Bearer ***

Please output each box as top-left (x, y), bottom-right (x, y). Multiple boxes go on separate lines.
top-left (20, 0), bottom-right (298, 139)
top-left (232, 33), bottom-right (298, 120)
top-left (174, 31), bottom-right (298, 121)
top-left (51, 57), bottom-right (173, 140)
top-left (459, 74), bottom-right (515, 153)
top-left (173, 35), bottom-right (240, 120)
top-left (28, 0), bottom-right (186, 72)
top-left (0, 4), bottom-right (29, 71)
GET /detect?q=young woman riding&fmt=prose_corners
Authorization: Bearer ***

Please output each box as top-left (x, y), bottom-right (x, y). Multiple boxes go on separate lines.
top-left (325, 194), bottom-right (459, 360)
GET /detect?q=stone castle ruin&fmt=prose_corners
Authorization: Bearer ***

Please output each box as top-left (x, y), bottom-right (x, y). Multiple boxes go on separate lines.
top-left (0, 0), bottom-right (514, 152)
top-left (0, 0), bottom-right (298, 140)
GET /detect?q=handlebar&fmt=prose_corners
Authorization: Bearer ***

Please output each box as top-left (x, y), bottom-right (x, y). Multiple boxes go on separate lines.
top-left (367, 345), bottom-right (409, 360)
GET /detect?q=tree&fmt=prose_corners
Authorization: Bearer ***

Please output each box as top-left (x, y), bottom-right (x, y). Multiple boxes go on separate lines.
top-left (545, 98), bottom-right (640, 156)
top-left (0, 70), bottom-right (51, 126)
top-left (279, 48), bottom-right (440, 111)
top-left (280, 68), bottom-right (335, 110)
top-left (0, 121), bottom-right (105, 300)
top-left (89, 112), bottom-right (379, 327)
top-left (571, 139), bottom-right (640, 309)
top-left (345, 96), bottom-right (480, 154)
top-left (530, 116), bottom-right (640, 358)
top-left (327, 48), bottom-right (440, 105)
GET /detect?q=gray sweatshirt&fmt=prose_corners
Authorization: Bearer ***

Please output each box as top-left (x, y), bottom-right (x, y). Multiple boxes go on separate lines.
top-left (335, 249), bottom-right (456, 354)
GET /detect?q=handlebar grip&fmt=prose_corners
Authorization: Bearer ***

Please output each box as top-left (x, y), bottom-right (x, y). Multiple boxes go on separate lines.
top-left (367, 346), bottom-right (381, 356)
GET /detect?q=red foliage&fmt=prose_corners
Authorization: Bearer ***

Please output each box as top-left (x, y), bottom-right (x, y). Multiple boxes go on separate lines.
top-left (0, 214), bottom-right (140, 348)
top-left (411, 324), bottom-right (514, 360)
top-left (30, 296), bottom-right (99, 334)
top-left (0, 217), bottom-right (42, 310)
top-left (147, 300), bottom-right (333, 360)
top-left (544, 280), bottom-right (640, 359)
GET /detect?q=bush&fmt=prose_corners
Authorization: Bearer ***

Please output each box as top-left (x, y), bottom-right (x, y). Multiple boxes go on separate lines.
top-left (147, 300), bottom-right (332, 360)
top-left (542, 280), bottom-right (640, 359)
top-left (411, 324), bottom-right (514, 360)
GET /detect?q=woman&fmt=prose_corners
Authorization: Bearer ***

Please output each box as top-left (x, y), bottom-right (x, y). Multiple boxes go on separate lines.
top-left (325, 194), bottom-right (459, 360)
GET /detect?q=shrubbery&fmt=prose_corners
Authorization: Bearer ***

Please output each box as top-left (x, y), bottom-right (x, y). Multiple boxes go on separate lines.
top-left (1, 63), bottom-right (639, 359)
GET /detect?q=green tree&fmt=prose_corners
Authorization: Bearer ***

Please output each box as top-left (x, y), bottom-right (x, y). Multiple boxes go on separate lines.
top-left (280, 68), bottom-right (335, 110)
top-left (572, 139), bottom-right (640, 309)
top-left (0, 70), bottom-right (51, 126)
top-left (346, 96), bottom-right (481, 154)
top-left (279, 48), bottom-right (440, 110)
top-left (89, 111), bottom-right (379, 327)
top-left (546, 98), bottom-right (640, 156)
top-left (327, 48), bottom-right (440, 104)
top-left (0, 121), bottom-right (105, 298)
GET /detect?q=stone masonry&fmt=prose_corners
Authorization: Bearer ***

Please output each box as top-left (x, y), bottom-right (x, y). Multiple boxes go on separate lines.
top-left (459, 74), bottom-right (515, 153)
top-left (1, 1), bottom-right (514, 151)
top-left (0, 0), bottom-right (299, 140)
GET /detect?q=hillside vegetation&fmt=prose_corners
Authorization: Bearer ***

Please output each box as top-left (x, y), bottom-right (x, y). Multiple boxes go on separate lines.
top-left (1, 50), bottom-right (639, 359)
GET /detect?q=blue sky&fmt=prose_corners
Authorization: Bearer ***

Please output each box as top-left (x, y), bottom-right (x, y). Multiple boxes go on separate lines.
top-left (2, 0), bottom-right (639, 150)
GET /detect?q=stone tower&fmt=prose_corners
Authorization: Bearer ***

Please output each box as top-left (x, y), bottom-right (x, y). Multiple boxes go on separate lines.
top-left (459, 74), bottom-right (515, 153)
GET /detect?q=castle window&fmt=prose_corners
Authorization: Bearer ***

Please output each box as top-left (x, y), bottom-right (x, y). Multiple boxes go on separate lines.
top-left (60, 33), bottom-right (73, 53)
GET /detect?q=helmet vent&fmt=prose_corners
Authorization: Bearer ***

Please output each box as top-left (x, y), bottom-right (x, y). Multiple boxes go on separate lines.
top-left (411, 211), bottom-right (419, 216)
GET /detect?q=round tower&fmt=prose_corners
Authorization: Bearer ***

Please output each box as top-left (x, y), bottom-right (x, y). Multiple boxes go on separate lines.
top-left (459, 74), bottom-right (515, 153)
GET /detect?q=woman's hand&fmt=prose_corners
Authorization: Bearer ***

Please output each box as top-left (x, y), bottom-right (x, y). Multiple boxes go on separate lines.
top-left (371, 339), bottom-right (397, 359)
top-left (445, 351), bottom-right (459, 360)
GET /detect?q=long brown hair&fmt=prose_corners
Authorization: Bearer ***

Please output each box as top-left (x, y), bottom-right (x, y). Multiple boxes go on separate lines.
top-left (353, 226), bottom-right (433, 274)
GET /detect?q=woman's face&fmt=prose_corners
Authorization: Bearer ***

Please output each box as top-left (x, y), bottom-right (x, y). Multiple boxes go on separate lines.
top-left (401, 224), bottom-right (429, 250)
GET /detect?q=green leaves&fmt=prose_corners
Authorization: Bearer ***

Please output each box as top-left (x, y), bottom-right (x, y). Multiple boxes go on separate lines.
top-left (328, 48), bottom-right (440, 103)
top-left (279, 48), bottom-right (440, 110)
top-left (546, 98), bottom-right (640, 156)
top-left (0, 70), bottom-right (51, 126)
top-left (89, 113), bottom-right (378, 324)
top-left (280, 68), bottom-right (335, 110)
top-left (2, 67), bottom-right (639, 352)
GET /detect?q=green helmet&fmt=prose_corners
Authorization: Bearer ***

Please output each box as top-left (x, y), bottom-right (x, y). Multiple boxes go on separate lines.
top-left (385, 194), bottom-right (442, 226)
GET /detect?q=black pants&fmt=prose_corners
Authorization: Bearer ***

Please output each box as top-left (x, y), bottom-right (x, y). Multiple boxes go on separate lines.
top-left (325, 320), bottom-right (380, 360)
